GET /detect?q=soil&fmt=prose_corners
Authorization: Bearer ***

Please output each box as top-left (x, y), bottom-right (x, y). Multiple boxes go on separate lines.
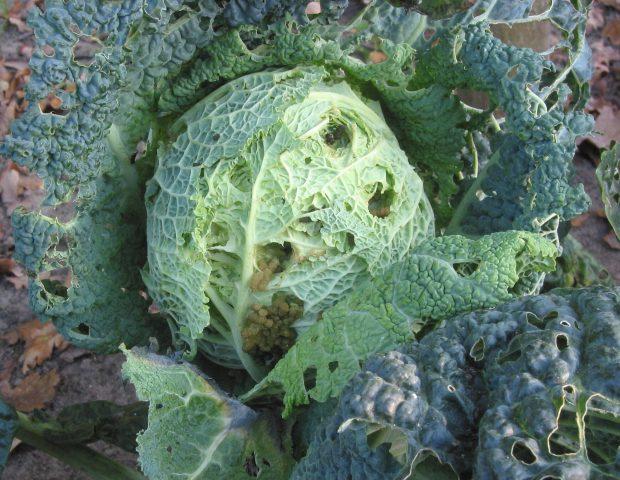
top-left (0, 2), bottom-right (619, 480)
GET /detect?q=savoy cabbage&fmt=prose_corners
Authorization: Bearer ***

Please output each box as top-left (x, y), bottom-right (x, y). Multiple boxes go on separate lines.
top-left (1, 1), bottom-right (617, 480)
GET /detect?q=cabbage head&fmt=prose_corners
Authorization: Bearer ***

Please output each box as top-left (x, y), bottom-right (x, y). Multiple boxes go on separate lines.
top-left (143, 67), bottom-right (434, 377)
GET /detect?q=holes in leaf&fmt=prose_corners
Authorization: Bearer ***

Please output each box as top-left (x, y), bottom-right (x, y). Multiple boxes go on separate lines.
top-left (73, 323), bottom-right (90, 336)
top-left (584, 396), bottom-right (617, 465)
top-left (244, 452), bottom-right (259, 477)
top-left (166, 446), bottom-right (172, 453)
top-left (447, 384), bottom-right (456, 393)
top-left (491, 21), bottom-right (558, 53)
top-left (492, 107), bottom-right (506, 120)
top-left (39, 268), bottom-right (72, 299)
top-left (304, 157), bottom-right (312, 165)
top-left (328, 361), bottom-right (338, 373)
top-left (129, 141), bottom-right (147, 165)
top-left (549, 387), bottom-right (580, 456)
top-left (453, 260), bottom-right (480, 277)
top-left (455, 89), bottom-right (490, 110)
top-left (50, 235), bottom-right (72, 255)
top-left (507, 65), bottom-right (520, 79)
top-left (346, 232), bottom-right (356, 249)
top-left (526, 312), bottom-right (545, 329)
top-left (555, 334), bottom-right (569, 351)
top-left (303, 367), bottom-right (317, 392)
top-left (423, 28), bottom-right (436, 41)
top-left (181, 232), bottom-right (192, 247)
top-left (155, 403), bottom-right (163, 410)
top-left (212, 133), bottom-right (220, 141)
top-left (368, 184), bottom-right (394, 218)
top-left (322, 121), bottom-right (350, 149)
top-left (469, 338), bottom-right (485, 361)
top-left (38, 94), bottom-right (68, 116)
top-left (72, 35), bottom-right (105, 66)
top-left (512, 441), bottom-right (537, 464)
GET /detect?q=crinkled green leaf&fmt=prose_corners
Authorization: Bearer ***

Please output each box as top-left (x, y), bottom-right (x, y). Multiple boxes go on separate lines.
top-left (361, 1), bottom-right (592, 228)
top-left (12, 169), bottom-right (160, 352)
top-left (242, 230), bottom-right (558, 416)
top-left (144, 66), bottom-right (433, 376)
top-left (411, 24), bottom-right (593, 233)
top-left (597, 144), bottom-right (620, 239)
top-left (122, 346), bottom-right (294, 480)
top-left (0, 399), bottom-right (18, 476)
top-left (294, 287), bottom-right (620, 480)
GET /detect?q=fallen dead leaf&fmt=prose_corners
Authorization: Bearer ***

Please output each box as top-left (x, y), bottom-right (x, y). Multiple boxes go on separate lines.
top-left (591, 106), bottom-right (620, 149)
top-left (570, 212), bottom-right (591, 228)
top-left (0, 161), bottom-right (44, 213)
top-left (603, 19), bottom-right (620, 46)
top-left (5, 0), bottom-right (36, 33)
top-left (0, 257), bottom-right (16, 275)
top-left (2, 319), bottom-right (70, 373)
top-left (58, 347), bottom-right (90, 363)
top-left (594, 208), bottom-right (608, 219)
top-left (603, 231), bottom-right (620, 250)
top-left (600, 0), bottom-right (620, 10)
top-left (305, 2), bottom-right (321, 14)
top-left (0, 166), bottom-right (19, 206)
top-left (0, 369), bottom-right (60, 412)
top-left (5, 263), bottom-right (28, 290)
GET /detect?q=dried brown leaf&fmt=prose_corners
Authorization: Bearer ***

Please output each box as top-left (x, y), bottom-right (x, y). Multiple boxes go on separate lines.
top-left (2, 319), bottom-right (70, 373)
top-left (591, 106), bottom-right (620, 149)
top-left (0, 369), bottom-right (60, 412)
top-left (600, 0), bottom-right (620, 10)
top-left (0, 257), bottom-right (16, 275)
top-left (305, 2), bottom-right (321, 15)
top-left (570, 212), bottom-right (591, 228)
top-left (603, 231), bottom-right (620, 250)
top-left (603, 19), bottom-right (620, 46)
top-left (6, 264), bottom-right (28, 290)
top-left (0, 166), bottom-right (19, 206)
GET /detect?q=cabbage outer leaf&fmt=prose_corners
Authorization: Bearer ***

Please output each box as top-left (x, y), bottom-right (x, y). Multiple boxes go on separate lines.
top-left (293, 287), bottom-right (620, 479)
top-left (122, 346), bottom-right (295, 480)
top-left (242, 230), bottom-right (558, 416)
